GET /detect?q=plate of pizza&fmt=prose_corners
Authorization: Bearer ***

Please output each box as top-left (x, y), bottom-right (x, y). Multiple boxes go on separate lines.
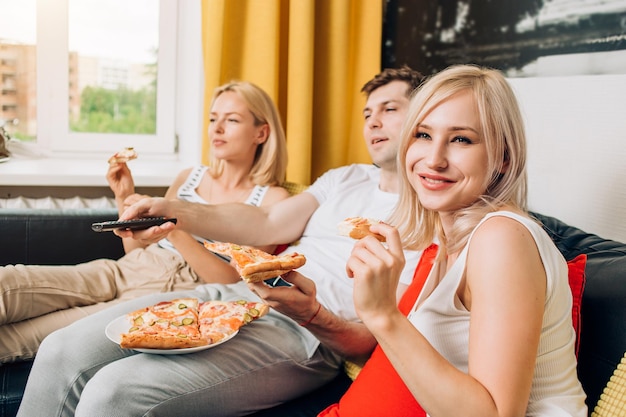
top-left (105, 297), bottom-right (269, 354)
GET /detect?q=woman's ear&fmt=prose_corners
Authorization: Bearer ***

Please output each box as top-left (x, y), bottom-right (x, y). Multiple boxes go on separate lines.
top-left (500, 159), bottom-right (510, 174)
top-left (256, 124), bottom-right (269, 144)
top-left (499, 149), bottom-right (510, 174)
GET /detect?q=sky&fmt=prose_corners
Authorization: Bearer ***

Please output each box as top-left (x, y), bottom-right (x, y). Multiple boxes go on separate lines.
top-left (0, 0), bottom-right (158, 63)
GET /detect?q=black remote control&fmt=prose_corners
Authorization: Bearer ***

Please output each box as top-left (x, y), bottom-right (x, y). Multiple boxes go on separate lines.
top-left (91, 217), bottom-right (177, 232)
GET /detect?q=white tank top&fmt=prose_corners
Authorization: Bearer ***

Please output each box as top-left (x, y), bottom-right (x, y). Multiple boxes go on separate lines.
top-left (407, 211), bottom-right (587, 416)
top-left (157, 166), bottom-right (269, 253)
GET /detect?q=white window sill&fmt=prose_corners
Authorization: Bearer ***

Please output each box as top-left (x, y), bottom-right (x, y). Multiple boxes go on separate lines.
top-left (0, 156), bottom-right (185, 188)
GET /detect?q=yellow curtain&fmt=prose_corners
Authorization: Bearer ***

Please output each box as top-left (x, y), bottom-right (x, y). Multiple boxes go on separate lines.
top-left (201, 0), bottom-right (382, 185)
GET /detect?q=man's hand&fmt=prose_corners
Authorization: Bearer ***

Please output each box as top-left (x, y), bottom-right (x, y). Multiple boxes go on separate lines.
top-left (122, 193), bottom-right (150, 211)
top-left (113, 197), bottom-right (177, 242)
top-left (248, 270), bottom-right (378, 360)
top-left (247, 271), bottom-right (319, 325)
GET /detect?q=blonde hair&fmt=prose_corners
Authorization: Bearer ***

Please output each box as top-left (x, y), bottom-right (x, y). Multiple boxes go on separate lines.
top-left (207, 81), bottom-right (287, 186)
top-left (390, 65), bottom-right (528, 255)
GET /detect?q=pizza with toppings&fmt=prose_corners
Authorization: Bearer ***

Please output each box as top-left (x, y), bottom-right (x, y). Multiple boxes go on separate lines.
top-left (198, 300), bottom-right (268, 343)
top-left (108, 147), bottom-right (138, 164)
top-left (204, 242), bottom-right (306, 283)
top-left (118, 297), bottom-right (269, 350)
top-left (338, 217), bottom-right (386, 242)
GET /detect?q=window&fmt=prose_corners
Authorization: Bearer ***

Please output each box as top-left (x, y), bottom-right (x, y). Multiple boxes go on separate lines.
top-left (0, 0), bottom-right (178, 158)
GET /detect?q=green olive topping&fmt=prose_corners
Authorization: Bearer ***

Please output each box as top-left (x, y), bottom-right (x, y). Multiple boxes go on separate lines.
top-left (182, 318), bottom-right (194, 325)
top-left (248, 308), bottom-right (260, 318)
top-left (178, 303), bottom-right (187, 309)
top-left (243, 313), bottom-right (252, 323)
top-left (133, 316), bottom-right (144, 326)
top-left (236, 300), bottom-right (246, 305)
top-left (177, 334), bottom-right (188, 339)
top-left (128, 326), bottom-right (139, 332)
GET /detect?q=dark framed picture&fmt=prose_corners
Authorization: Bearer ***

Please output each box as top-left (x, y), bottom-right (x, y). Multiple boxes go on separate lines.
top-left (382, 0), bottom-right (626, 77)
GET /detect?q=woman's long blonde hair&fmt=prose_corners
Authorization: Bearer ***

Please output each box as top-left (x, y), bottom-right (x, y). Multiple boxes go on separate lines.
top-left (207, 81), bottom-right (287, 186)
top-left (390, 65), bottom-right (528, 256)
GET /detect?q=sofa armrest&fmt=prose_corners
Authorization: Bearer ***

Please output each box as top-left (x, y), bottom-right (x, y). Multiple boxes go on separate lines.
top-left (531, 211), bottom-right (626, 410)
top-left (0, 208), bottom-right (125, 266)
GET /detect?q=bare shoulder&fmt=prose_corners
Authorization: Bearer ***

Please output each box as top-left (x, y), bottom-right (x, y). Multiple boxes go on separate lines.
top-left (468, 212), bottom-right (543, 281)
top-left (261, 185), bottom-right (291, 205)
top-left (164, 167), bottom-right (195, 199)
top-left (471, 212), bottom-right (535, 250)
top-left (172, 167), bottom-right (195, 184)
top-left (466, 212), bottom-right (546, 308)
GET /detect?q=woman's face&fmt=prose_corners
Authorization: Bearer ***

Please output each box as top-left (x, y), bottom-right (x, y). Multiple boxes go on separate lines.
top-left (405, 90), bottom-right (490, 215)
top-left (208, 91), bottom-right (267, 160)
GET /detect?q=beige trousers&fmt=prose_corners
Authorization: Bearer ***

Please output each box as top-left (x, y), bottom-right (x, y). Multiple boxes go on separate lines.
top-left (0, 244), bottom-right (199, 362)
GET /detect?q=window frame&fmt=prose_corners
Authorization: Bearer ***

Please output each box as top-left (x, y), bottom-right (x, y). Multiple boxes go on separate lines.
top-left (35, 0), bottom-right (177, 158)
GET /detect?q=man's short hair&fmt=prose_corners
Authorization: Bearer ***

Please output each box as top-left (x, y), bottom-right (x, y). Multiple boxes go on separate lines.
top-left (361, 65), bottom-right (424, 98)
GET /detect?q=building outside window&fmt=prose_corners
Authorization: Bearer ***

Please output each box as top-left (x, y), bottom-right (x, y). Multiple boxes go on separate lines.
top-left (0, 0), bottom-right (177, 157)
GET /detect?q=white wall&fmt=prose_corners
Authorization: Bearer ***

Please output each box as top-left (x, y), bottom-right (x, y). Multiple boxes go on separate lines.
top-left (508, 74), bottom-right (626, 243)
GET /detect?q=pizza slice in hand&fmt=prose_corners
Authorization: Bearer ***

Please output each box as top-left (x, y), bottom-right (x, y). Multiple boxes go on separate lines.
top-left (108, 147), bottom-right (138, 164)
top-left (338, 217), bottom-right (386, 242)
top-left (204, 242), bottom-right (306, 283)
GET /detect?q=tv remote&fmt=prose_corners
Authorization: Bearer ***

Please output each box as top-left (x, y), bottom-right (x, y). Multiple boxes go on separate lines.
top-left (91, 217), bottom-right (177, 232)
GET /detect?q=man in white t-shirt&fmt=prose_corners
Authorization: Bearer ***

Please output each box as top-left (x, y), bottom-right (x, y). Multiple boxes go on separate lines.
top-left (18, 67), bottom-right (425, 417)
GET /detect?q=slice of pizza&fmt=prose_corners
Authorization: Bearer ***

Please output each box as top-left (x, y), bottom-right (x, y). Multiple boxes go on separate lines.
top-left (338, 217), bottom-right (386, 242)
top-left (120, 297), bottom-right (208, 349)
top-left (198, 300), bottom-right (269, 344)
top-left (203, 242), bottom-right (306, 283)
top-left (108, 147), bottom-right (138, 164)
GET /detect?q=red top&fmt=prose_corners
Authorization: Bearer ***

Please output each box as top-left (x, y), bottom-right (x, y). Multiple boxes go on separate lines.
top-left (318, 243), bottom-right (438, 417)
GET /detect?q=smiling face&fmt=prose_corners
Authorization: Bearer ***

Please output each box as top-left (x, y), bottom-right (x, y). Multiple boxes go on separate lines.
top-left (208, 91), bottom-right (268, 161)
top-left (405, 90), bottom-right (490, 217)
top-left (362, 80), bottom-right (411, 171)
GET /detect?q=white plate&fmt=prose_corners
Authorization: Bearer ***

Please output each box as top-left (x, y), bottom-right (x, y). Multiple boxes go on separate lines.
top-left (105, 315), bottom-right (238, 355)
top-left (0, 156), bottom-right (10, 163)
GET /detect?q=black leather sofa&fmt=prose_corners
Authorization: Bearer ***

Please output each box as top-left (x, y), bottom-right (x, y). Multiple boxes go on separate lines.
top-left (1, 208), bottom-right (625, 416)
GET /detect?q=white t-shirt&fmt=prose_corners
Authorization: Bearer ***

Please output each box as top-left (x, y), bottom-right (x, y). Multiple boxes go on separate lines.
top-left (196, 164), bottom-right (422, 359)
top-left (408, 211), bottom-right (587, 416)
top-left (288, 164), bottom-right (421, 322)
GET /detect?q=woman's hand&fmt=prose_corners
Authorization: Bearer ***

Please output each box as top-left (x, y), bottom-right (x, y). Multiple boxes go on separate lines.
top-left (346, 222), bottom-right (405, 326)
top-left (106, 162), bottom-right (135, 201)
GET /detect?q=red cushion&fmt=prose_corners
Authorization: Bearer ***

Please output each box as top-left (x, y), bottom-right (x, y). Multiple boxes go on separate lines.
top-left (318, 244), bottom-right (438, 417)
top-left (567, 254), bottom-right (587, 357)
top-left (273, 244), bottom-right (289, 255)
